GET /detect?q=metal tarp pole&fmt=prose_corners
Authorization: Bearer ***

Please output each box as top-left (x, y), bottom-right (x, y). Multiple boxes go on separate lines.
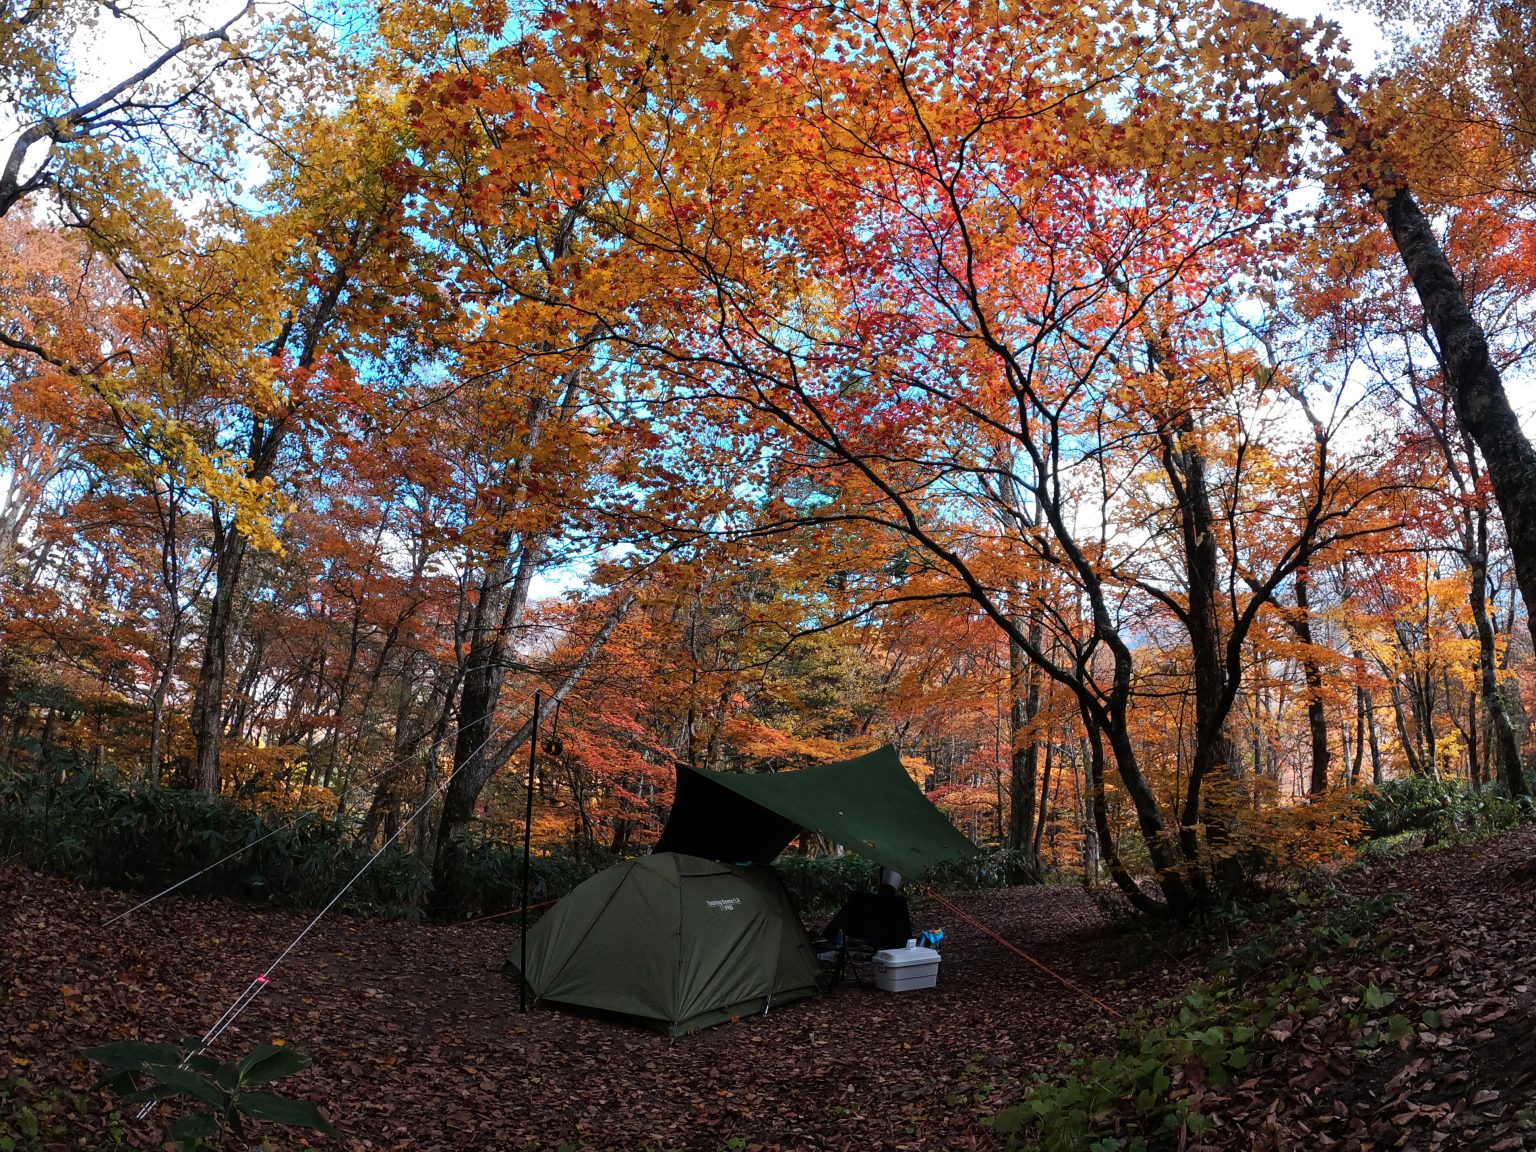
top-left (520, 689), bottom-right (542, 1012)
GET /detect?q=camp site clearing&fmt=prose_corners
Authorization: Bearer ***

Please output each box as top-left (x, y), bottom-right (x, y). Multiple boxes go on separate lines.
top-left (6, 868), bottom-right (1164, 1150)
top-left (6, 825), bottom-right (1536, 1150)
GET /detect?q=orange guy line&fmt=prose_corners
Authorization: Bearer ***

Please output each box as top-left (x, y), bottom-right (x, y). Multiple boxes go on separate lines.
top-left (919, 886), bottom-right (1125, 1021)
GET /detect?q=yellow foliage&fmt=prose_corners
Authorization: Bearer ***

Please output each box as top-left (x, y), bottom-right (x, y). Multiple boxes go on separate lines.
top-left (1208, 774), bottom-right (1365, 872)
top-left (719, 717), bottom-right (878, 770)
top-left (221, 744), bottom-right (332, 816)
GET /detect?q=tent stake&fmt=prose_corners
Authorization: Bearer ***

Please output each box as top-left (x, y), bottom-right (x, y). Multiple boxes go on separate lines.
top-left (520, 689), bottom-right (542, 1013)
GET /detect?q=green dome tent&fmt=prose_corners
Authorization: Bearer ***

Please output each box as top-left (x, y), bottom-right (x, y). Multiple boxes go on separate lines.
top-left (508, 853), bottom-right (820, 1036)
top-left (509, 745), bottom-right (977, 1033)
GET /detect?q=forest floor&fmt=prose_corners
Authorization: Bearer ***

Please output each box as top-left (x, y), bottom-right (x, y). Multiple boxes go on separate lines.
top-left (2, 824), bottom-right (1535, 1151)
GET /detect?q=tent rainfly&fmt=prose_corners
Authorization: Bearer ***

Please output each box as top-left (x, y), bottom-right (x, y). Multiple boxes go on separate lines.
top-left (654, 744), bottom-right (979, 878)
top-left (508, 853), bottom-right (820, 1035)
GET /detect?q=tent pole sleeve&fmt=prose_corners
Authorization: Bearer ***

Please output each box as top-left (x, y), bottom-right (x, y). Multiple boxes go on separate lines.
top-left (520, 689), bottom-right (541, 1013)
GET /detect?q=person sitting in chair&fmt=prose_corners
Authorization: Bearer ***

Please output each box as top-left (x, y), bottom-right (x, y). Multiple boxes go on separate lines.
top-left (817, 878), bottom-right (913, 952)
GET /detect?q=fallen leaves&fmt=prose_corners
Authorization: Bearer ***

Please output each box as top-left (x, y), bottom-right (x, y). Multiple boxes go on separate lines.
top-left (1173, 824), bottom-right (1536, 1151)
top-left (5, 825), bottom-right (1536, 1149)
top-left (0, 868), bottom-right (1164, 1150)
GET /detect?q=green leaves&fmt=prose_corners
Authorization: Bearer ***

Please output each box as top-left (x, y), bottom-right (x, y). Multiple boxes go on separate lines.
top-left (145, 1066), bottom-right (227, 1109)
top-left (166, 1112), bottom-right (220, 1142)
top-left (986, 985), bottom-right (1233, 1150)
top-left (238, 1092), bottom-right (338, 1134)
top-left (80, 1041), bottom-right (186, 1070)
top-left (237, 1044), bottom-right (312, 1087)
top-left (1363, 983), bottom-right (1396, 1010)
top-left (82, 1037), bottom-right (334, 1148)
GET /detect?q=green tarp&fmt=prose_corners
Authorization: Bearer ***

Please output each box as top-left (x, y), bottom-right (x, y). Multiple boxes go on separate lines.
top-left (508, 853), bottom-right (819, 1035)
top-left (654, 744), bottom-right (979, 879)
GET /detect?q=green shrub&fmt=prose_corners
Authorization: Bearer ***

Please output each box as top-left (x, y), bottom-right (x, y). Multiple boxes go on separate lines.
top-left (437, 832), bottom-right (614, 920)
top-left (990, 885), bottom-right (1414, 1150)
top-left (927, 847), bottom-right (1058, 889)
top-left (990, 985), bottom-right (1259, 1152)
top-left (772, 853), bottom-right (878, 914)
top-left (0, 760), bottom-right (601, 920)
top-left (84, 1040), bottom-right (334, 1150)
top-left (1, 755), bottom-right (1050, 923)
top-left (1358, 777), bottom-right (1531, 844)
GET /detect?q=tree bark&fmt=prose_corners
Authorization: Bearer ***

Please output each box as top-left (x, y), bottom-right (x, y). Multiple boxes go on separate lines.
top-left (1159, 415), bottom-right (1230, 896)
top-left (1006, 631), bottom-right (1042, 878)
top-left (1033, 738), bottom-right (1054, 864)
top-left (146, 615), bottom-right (184, 784)
top-left (1366, 683), bottom-right (1384, 786)
top-left (1380, 190), bottom-right (1536, 676)
top-left (1351, 647), bottom-right (1369, 787)
top-left (1239, 0), bottom-right (1536, 706)
top-left (189, 522), bottom-right (248, 794)
top-left (1294, 564), bottom-right (1332, 794)
top-left (1388, 678), bottom-right (1427, 779)
top-left (186, 243), bottom-right (358, 794)
top-left (431, 590), bottom-right (637, 912)
top-left (1235, 0), bottom-right (1536, 788)
top-left (1468, 543), bottom-right (1527, 794)
top-left (1080, 709), bottom-right (1166, 916)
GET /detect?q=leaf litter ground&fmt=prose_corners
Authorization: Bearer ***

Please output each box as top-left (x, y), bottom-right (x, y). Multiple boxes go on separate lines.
top-left (3, 825), bottom-right (1534, 1151)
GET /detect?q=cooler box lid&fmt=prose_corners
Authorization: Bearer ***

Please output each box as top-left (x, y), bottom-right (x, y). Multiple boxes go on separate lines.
top-left (873, 940), bottom-right (942, 968)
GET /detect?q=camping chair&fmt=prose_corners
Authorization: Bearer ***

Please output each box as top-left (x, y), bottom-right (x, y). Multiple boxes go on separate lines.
top-left (813, 887), bottom-right (913, 989)
top-left (814, 928), bottom-right (876, 990)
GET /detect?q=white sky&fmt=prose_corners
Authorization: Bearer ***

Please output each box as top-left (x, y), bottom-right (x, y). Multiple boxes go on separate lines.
top-left (1272, 0), bottom-right (1389, 68)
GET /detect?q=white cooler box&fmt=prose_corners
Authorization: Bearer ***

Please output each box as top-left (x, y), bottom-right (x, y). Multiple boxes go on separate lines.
top-left (872, 939), bottom-right (942, 992)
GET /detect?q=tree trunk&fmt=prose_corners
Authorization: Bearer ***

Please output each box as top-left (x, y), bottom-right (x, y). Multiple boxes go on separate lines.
top-left (358, 655), bottom-right (425, 849)
top-left (1466, 682), bottom-right (1482, 787)
top-left (1076, 738), bottom-right (1099, 885)
top-left (1161, 416), bottom-right (1229, 899)
top-left (1294, 565), bottom-right (1331, 794)
top-left (1243, 1), bottom-right (1536, 725)
top-left (433, 535), bottom-right (544, 880)
top-left (432, 591), bottom-right (636, 912)
top-left (1006, 627), bottom-right (1042, 880)
top-left (1468, 545), bottom-right (1527, 794)
top-left (1388, 678), bottom-right (1427, 779)
top-left (1379, 190), bottom-right (1536, 674)
top-left (1080, 711), bottom-right (1165, 915)
top-left (1032, 738), bottom-right (1054, 864)
top-left (1351, 649), bottom-right (1368, 787)
top-left (189, 522), bottom-right (248, 795)
top-left (1366, 686), bottom-right (1384, 786)
top-left (146, 608), bottom-right (188, 783)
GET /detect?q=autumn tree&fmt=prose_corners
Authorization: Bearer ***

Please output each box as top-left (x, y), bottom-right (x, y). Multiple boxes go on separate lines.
top-left (1205, 1), bottom-right (1536, 694)
top-left (512, 0), bottom-right (1400, 914)
top-left (390, 0), bottom-right (829, 899)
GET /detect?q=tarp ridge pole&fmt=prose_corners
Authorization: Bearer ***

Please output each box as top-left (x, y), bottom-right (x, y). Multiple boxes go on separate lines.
top-left (520, 688), bottom-right (542, 1013)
